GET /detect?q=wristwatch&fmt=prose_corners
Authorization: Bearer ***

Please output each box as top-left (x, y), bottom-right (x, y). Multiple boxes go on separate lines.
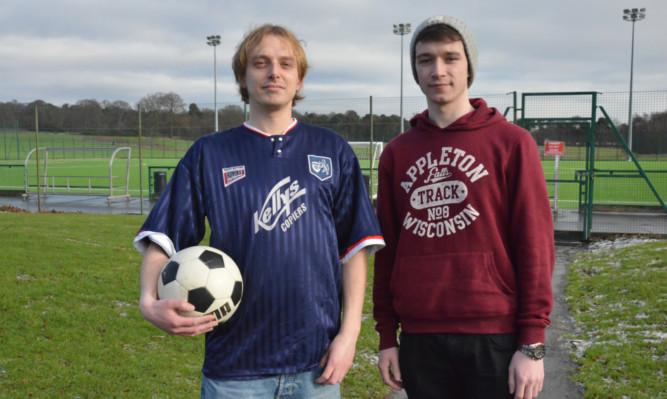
top-left (517, 343), bottom-right (546, 360)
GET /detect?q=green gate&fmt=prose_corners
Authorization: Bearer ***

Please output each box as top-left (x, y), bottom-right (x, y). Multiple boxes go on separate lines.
top-left (520, 92), bottom-right (666, 240)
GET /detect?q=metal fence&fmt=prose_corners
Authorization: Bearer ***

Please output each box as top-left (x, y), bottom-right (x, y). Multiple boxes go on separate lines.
top-left (1, 90), bottom-right (665, 239)
top-left (3, 90), bottom-right (666, 160)
top-left (518, 91), bottom-right (666, 239)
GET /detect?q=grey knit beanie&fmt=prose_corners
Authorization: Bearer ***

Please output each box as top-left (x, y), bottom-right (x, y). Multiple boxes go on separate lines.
top-left (410, 15), bottom-right (478, 88)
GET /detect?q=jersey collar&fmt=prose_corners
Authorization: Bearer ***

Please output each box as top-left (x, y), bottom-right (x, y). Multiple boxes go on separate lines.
top-left (243, 119), bottom-right (298, 137)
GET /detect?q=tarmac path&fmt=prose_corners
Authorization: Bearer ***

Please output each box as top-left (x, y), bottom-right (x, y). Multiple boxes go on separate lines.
top-left (386, 242), bottom-right (585, 399)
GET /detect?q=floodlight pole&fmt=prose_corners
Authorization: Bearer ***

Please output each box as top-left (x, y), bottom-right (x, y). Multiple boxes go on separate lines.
top-left (207, 34), bottom-right (221, 132)
top-left (623, 8), bottom-right (646, 157)
top-left (393, 23), bottom-right (411, 133)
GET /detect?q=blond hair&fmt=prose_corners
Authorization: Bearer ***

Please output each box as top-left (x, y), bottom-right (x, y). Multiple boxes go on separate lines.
top-left (232, 24), bottom-right (309, 105)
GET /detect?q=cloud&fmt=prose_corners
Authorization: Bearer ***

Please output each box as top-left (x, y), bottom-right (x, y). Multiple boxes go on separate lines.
top-left (0, 0), bottom-right (665, 108)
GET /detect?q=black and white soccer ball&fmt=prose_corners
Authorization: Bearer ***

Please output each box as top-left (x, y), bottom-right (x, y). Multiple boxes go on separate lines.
top-left (157, 246), bottom-right (243, 323)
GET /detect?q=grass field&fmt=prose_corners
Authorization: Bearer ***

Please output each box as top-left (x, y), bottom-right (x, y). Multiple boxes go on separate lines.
top-left (542, 160), bottom-right (667, 209)
top-left (565, 239), bottom-right (667, 398)
top-left (1, 156), bottom-right (382, 200)
top-left (2, 157), bottom-right (664, 212)
top-left (0, 131), bottom-right (190, 162)
top-left (0, 212), bottom-right (392, 398)
top-left (2, 212), bottom-right (665, 397)
top-left (2, 132), bottom-right (665, 209)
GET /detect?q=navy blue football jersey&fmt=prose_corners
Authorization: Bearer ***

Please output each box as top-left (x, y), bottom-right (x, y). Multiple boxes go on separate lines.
top-left (135, 121), bottom-right (384, 380)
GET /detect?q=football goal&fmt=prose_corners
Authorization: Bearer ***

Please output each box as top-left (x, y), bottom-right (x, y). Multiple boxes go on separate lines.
top-left (23, 147), bottom-right (131, 202)
top-left (348, 141), bottom-right (384, 199)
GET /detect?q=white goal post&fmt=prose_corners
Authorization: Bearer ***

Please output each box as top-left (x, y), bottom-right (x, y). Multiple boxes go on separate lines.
top-left (23, 147), bottom-right (132, 202)
top-left (348, 141), bottom-right (384, 199)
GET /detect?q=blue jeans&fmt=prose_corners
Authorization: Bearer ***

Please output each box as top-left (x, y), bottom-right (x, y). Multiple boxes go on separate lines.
top-left (200, 368), bottom-right (341, 399)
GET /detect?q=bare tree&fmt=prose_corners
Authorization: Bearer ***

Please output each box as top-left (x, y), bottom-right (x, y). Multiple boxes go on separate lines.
top-left (137, 92), bottom-right (185, 137)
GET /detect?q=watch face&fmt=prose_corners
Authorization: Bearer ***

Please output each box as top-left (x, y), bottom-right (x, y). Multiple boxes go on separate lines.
top-left (520, 344), bottom-right (546, 360)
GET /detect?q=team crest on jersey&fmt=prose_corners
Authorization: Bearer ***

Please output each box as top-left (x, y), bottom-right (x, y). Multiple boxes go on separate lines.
top-left (223, 166), bottom-right (246, 187)
top-left (308, 155), bottom-right (332, 181)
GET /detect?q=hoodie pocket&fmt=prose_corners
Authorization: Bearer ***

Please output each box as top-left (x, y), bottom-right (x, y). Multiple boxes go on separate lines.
top-left (391, 252), bottom-right (516, 320)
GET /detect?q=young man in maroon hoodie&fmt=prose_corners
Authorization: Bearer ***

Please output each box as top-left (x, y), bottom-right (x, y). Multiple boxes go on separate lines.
top-left (373, 15), bottom-right (555, 399)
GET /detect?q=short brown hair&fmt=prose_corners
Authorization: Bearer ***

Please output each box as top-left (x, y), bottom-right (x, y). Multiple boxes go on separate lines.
top-left (232, 24), bottom-right (309, 105)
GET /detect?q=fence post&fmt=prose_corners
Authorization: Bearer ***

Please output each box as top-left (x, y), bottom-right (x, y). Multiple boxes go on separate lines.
top-left (369, 95), bottom-right (374, 200)
top-left (138, 105), bottom-right (144, 215)
top-left (16, 121), bottom-right (20, 160)
top-left (3, 121), bottom-right (6, 160)
top-left (35, 107), bottom-right (42, 212)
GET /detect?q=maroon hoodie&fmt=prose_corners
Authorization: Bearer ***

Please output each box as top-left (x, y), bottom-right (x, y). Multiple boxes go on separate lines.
top-left (373, 98), bottom-right (554, 350)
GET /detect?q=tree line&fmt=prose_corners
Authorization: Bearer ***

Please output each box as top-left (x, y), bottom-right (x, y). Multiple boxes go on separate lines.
top-left (527, 112), bottom-right (667, 155)
top-left (0, 92), bottom-right (404, 143)
top-left (2, 91), bottom-right (665, 154)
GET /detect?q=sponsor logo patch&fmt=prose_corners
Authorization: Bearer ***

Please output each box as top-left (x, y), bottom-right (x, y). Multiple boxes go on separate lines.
top-left (223, 166), bottom-right (246, 187)
top-left (253, 177), bottom-right (307, 233)
top-left (308, 155), bottom-right (333, 181)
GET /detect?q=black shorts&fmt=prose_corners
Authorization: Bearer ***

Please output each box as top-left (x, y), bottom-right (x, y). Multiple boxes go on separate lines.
top-left (399, 332), bottom-right (517, 399)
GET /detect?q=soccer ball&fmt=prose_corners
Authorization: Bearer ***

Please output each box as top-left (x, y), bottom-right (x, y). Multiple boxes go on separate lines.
top-left (157, 246), bottom-right (243, 323)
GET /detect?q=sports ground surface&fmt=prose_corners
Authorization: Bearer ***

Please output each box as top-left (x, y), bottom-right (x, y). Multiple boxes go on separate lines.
top-left (1, 193), bottom-right (589, 398)
top-left (1, 193), bottom-right (664, 238)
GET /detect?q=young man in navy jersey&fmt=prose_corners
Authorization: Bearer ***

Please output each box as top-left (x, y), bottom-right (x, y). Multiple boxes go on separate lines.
top-left (135, 24), bottom-right (384, 398)
top-left (373, 15), bottom-right (554, 399)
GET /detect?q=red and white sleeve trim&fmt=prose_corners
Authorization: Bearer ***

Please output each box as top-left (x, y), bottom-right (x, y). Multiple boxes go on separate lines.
top-left (340, 235), bottom-right (385, 264)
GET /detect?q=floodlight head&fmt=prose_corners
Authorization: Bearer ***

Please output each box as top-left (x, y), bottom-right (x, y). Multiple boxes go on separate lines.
top-left (393, 23), bottom-right (411, 35)
top-left (623, 8), bottom-right (647, 22)
top-left (207, 34), bottom-right (221, 46)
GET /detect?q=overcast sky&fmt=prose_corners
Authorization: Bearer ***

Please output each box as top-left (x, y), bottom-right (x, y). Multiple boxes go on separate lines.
top-left (1, 0), bottom-right (665, 108)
